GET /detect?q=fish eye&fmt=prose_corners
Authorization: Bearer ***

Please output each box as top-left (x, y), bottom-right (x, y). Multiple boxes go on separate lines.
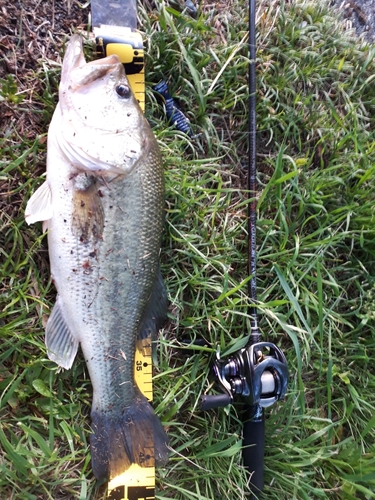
top-left (116, 84), bottom-right (131, 99)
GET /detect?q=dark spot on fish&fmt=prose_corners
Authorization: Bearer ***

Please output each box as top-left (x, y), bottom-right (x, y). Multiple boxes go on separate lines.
top-left (64, 219), bottom-right (67, 223)
top-left (72, 268), bottom-right (77, 272)
top-left (140, 452), bottom-right (151, 464)
top-left (70, 250), bottom-right (73, 254)
top-left (98, 190), bottom-right (103, 198)
top-left (89, 250), bottom-right (97, 258)
top-left (109, 206), bottom-right (113, 209)
top-left (81, 200), bottom-right (85, 207)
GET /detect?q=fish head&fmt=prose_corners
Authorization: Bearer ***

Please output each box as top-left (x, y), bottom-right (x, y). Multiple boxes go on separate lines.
top-left (55, 35), bottom-right (152, 177)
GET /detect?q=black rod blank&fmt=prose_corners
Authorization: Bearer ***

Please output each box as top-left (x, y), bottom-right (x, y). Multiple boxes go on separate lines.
top-left (247, 0), bottom-right (260, 344)
top-left (244, 0), bottom-right (265, 496)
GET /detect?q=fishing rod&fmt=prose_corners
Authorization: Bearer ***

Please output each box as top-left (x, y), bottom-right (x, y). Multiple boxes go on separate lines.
top-left (201, 0), bottom-right (288, 496)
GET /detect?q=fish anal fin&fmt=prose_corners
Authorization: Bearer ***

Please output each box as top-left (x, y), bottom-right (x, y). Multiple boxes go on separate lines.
top-left (45, 297), bottom-right (79, 370)
top-left (25, 181), bottom-right (53, 225)
top-left (137, 269), bottom-right (167, 355)
top-left (90, 389), bottom-right (169, 481)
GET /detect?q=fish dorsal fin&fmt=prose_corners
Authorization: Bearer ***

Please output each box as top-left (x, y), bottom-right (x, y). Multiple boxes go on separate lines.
top-left (45, 296), bottom-right (79, 369)
top-left (137, 269), bottom-right (167, 350)
top-left (25, 180), bottom-right (53, 225)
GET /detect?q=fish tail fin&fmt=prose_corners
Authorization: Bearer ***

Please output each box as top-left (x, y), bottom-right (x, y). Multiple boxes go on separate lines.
top-left (90, 390), bottom-right (169, 481)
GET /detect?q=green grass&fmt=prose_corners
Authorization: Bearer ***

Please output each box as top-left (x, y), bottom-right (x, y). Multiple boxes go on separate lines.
top-left (1, 0), bottom-right (375, 498)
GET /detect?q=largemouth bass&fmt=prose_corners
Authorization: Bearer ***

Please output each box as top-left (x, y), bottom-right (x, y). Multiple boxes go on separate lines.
top-left (25, 35), bottom-right (169, 480)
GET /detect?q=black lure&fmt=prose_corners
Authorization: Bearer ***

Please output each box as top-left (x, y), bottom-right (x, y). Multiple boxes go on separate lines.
top-left (152, 80), bottom-right (193, 137)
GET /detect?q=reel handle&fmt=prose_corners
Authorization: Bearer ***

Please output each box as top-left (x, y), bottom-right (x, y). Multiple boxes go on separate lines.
top-left (201, 393), bottom-right (232, 411)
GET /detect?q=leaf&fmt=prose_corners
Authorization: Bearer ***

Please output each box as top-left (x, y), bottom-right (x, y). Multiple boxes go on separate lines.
top-left (32, 379), bottom-right (52, 397)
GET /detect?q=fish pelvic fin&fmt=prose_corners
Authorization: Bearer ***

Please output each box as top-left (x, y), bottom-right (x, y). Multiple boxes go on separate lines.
top-left (90, 390), bottom-right (169, 481)
top-left (45, 296), bottom-right (79, 370)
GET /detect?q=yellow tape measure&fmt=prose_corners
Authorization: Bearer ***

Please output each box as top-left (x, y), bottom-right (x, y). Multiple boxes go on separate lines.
top-left (107, 342), bottom-right (155, 500)
top-left (108, 465), bottom-right (155, 500)
top-left (134, 337), bottom-right (153, 401)
top-left (95, 27), bottom-right (145, 111)
top-left (94, 27), bottom-right (154, 500)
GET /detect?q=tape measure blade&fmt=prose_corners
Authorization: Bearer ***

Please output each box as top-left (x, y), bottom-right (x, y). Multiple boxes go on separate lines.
top-left (134, 335), bottom-right (153, 401)
top-left (108, 464), bottom-right (156, 500)
top-left (95, 27), bottom-right (155, 500)
top-left (107, 338), bottom-right (154, 498)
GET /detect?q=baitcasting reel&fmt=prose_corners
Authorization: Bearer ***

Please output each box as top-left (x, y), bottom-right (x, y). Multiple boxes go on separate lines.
top-left (201, 341), bottom-right (288, 411)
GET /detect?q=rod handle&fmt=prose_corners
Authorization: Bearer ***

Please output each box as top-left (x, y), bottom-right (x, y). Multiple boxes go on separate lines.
top-left (242, 407), bottom-right (264, 497)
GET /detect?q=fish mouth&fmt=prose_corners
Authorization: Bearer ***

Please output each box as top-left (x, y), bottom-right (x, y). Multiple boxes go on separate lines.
top-left (60, 35), bottom-right (124, 93)
top-left (72, 56), bottom-right (123, 87)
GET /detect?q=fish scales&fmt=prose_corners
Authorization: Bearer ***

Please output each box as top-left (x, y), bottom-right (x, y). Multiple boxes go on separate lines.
top-left (81, 148), bottom-right (164, 412)
top-left (25, 35), bottom-right (168, 481)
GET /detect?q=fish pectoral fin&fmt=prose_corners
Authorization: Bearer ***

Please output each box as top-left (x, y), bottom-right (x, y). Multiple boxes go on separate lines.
top-left (137, 268), bottom-right (168, 358)
top-left (71, 176), bottom-right (104, 243)
top-left (45, 297), bottom-right (79, 370)
top-left (25, 180), bottom-right (53, 225)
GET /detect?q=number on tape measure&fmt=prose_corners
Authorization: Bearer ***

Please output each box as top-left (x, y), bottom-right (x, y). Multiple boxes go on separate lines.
top-left (108, 485), bottom-right (155, 500)
top-left (134, 338), bottom-right (153, 401)
top-left (108, 464), bottom-right (156, 500)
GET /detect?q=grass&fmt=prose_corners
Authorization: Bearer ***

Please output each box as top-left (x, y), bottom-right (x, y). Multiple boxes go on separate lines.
top-left (1, 0), bottom-right (375, 498)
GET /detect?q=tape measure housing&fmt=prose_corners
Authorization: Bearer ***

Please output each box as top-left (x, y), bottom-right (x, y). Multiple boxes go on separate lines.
top-left (95, 26), bottom-right (145, 111)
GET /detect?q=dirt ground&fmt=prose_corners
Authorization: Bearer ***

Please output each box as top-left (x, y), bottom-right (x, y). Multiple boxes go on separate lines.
top-left (0, 0), bottom-right (89, 137)
top-left (0, 0), bottom-right (374, 137)
top-left (333, 0), bottom-right (375, 42)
